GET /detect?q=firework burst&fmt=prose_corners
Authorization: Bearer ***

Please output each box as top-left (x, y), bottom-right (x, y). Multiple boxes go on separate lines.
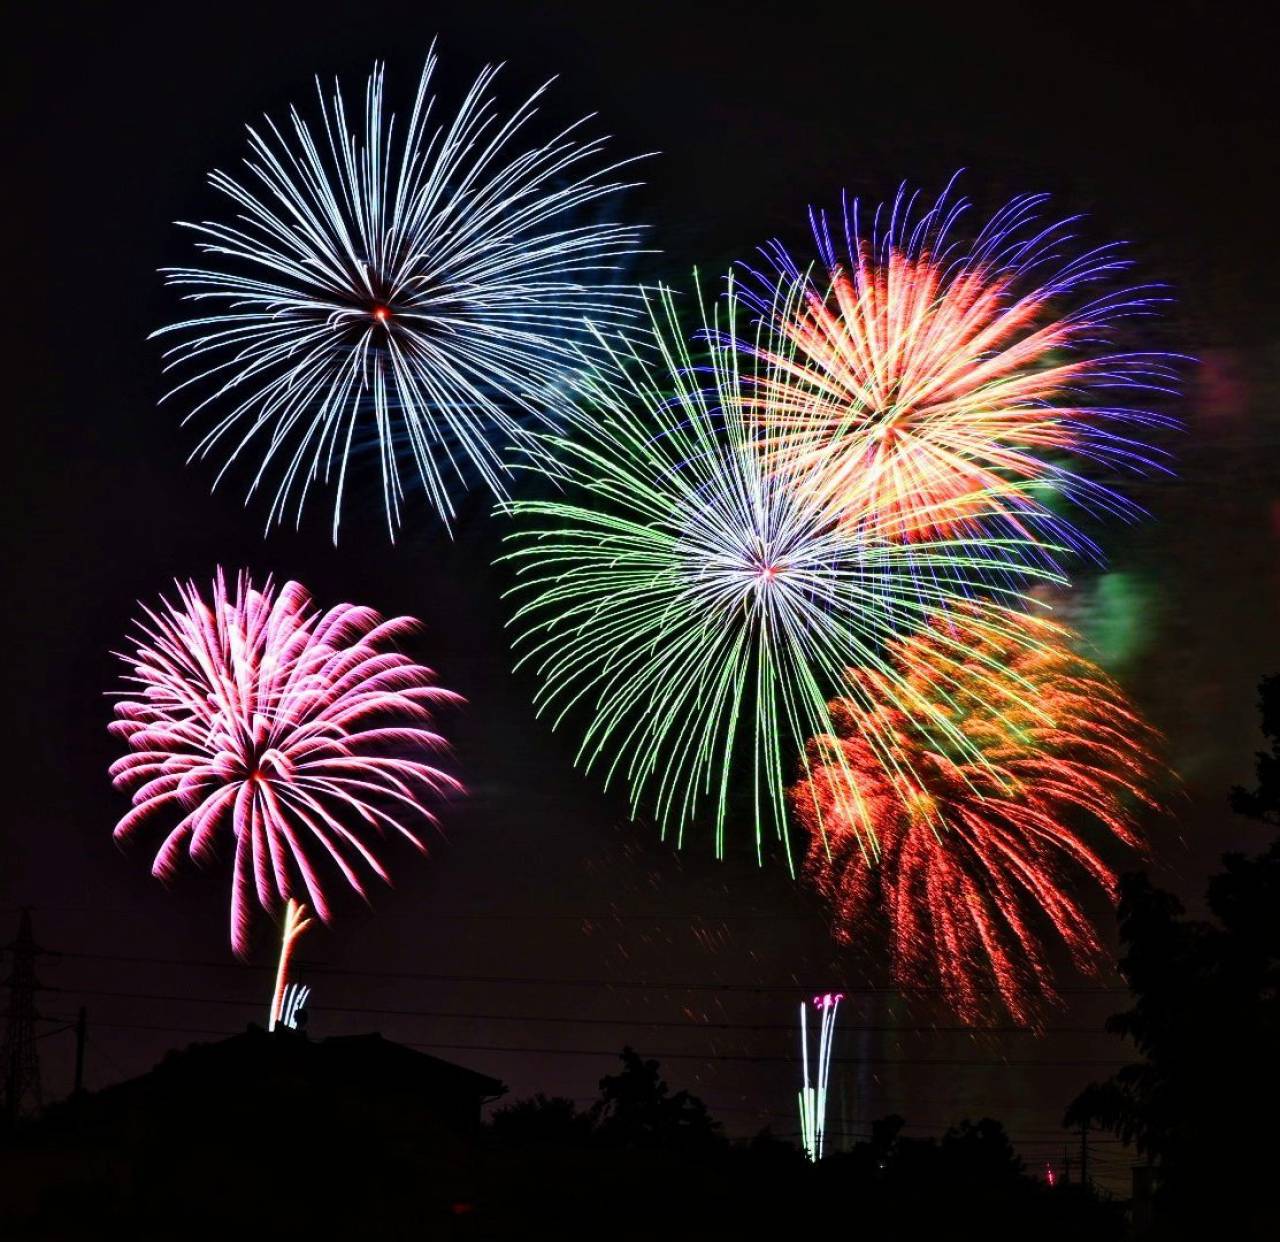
top-left (109, 570), bottom-right (461, 954)
top-left (154, 45), bottom-right (646, 539)
top-left (737, 180), bottom-right (1178, 554)
top-left (791, 608), bottom-right (1158, 1024)
top-left (500, 279), bottom-right (1066, 865)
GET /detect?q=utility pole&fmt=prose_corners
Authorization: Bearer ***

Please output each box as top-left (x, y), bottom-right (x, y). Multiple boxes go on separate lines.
top-left (73, 1007), bottom-right (87, 1095)
top-left (1080, 1120), bottom-right (1090, 1191)
top-left (1, 909), bottom-right (44, 1121)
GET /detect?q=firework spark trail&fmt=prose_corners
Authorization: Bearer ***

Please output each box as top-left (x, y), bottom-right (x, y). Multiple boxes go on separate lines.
top-left (734, 179), bottom-right (1179, 557)
top-left (500, 278), bottom-right (1069, 867)
top-left (791, 607), bottom-right (1159, 1025)
top-left (276, 982), bottom-right (311, 1031)
top-left (268, 898), bottom-right (312, 1030)
top-left (154, 44), bottom-right (647, 540)
top-left (109, 569), bottom-right (462, 954)
top-left (798, 992), bottom-right (843, 1161)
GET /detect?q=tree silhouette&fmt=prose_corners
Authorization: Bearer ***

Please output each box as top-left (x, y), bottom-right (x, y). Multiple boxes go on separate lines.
top-left (489, 1093), bottom-right (593, 1148)
top-left (591, 1046), bottom-right (723, 1151)
top-left (940, 1117), bottom-right (1024, 1185)
top-left (869, 1112), bottom-right (905, 1164)
top-left (1067, 675), bottom-right (1280, 1237)
top-left (1231, 673), bottom-right (1280, 824)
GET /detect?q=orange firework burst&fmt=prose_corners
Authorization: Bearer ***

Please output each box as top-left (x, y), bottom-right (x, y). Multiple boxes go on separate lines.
top-left (740, 184), bottom-right (1177, 549)
top-left (790, 608), bottom-right (1159, 1025)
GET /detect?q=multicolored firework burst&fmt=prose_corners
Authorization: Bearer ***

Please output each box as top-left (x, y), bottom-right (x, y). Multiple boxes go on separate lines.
top-left (791, 607), bottom-right (1159, 1024)
top-left (154, 45), bottom-right (646, 539)
top-left (109, 570), bottom-right (461, 954)
top-left (736, 180), bottom-right (1178, 553)
top-left (500, 279), bottom-right (1065, 866)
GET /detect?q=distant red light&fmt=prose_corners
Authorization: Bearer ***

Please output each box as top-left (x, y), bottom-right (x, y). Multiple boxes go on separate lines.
top-left (372, 305), bottom-right (392, 323)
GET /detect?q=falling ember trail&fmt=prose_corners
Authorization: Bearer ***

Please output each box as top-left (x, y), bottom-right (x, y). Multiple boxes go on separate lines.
top-left (791, 606), bottom-right (1159, 1024)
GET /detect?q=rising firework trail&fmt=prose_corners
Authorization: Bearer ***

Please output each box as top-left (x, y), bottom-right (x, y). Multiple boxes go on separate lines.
top-left (500, 279), bottom-right (1065, 865)
top-left (791, 607), bottom-right (1159, 1024)
top-left (268, 898), bottom-right (312, 1031)
top-left (736, 179), bottom-right (1179, 557)
top-left (154, 44), bottom-right (647, 539)
top-left (109, 570), bottom-right (462, 954)
top-left (798, 992), bottom-right (843, 1162)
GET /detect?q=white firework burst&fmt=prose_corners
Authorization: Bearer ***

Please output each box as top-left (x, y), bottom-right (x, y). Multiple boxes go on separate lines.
top-left (154, 43), bottom-right (648, 539)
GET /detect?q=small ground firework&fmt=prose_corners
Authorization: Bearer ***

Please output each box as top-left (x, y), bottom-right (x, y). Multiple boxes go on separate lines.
top-left (798, 992), bottom-right (843, 1161)
top-left (737, 180), bottom-right (1178, 557)
top-left (268, 898), bottom-right (312, 1031)
top-left (109, 569), bottom-right (462, 954)
top-left (791, 608), bottom-right (1159, 1024)
top-left (154, 44), bottom-right (646, 539)
top-left (276, 982), bottom-right (311, 1031)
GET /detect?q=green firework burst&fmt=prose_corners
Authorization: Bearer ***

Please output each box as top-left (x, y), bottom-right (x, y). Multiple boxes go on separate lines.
top-left (498, 277), bottom-right (1066, 868)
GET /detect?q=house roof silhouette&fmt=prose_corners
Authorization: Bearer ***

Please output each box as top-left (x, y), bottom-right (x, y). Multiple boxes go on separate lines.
top-left (82, 1024), bottom-right (507, 1131)
top-left (2, 1025), bottom-right (507, 1230)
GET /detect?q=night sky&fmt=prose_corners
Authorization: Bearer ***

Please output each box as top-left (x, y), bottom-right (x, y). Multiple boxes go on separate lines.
top-left (10, 0), bottom-right (1279, 1189)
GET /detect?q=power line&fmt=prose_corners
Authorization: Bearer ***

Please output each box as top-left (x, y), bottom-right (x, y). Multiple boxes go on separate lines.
top-left (86, 1036), bottom-right (131, 1088)
top-left (55, 1017), bottom-right (1140, 1149)
top-left (404, 1042), bottom-right (1131, 1069)
top-left (53, 949), bottom-right (1129, 996)
top-left (34, 1023), bottom-right (73, 1043)
top-left (75, 1017), bottom-right (1129, 1068)
top-left (551, 1096), bottom-right (1140, 1147)
top-left (47, 986), bottom-right (1117, 1036)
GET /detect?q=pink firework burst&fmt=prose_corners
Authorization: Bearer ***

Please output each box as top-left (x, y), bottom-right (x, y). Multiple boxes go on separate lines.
top-left (109, 569), bottom-right (462, 954)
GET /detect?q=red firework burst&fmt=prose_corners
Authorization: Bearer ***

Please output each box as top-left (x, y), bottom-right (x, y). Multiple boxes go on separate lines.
top-left (109, 569), bottom-right (462, 954)
top-left (790, 609), bottom-right (1159, 1025)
